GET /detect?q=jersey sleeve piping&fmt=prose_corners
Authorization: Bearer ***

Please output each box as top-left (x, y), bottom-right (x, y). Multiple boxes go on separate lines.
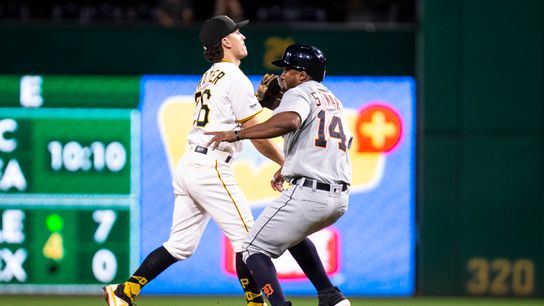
top-left (238, 109), bottom-right (263, 123)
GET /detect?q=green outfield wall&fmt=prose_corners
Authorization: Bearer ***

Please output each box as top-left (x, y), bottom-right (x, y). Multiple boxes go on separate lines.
top-left (0, 24), bottom-right (414, 76)
top-left (419, 0), bottom-right (544, 297)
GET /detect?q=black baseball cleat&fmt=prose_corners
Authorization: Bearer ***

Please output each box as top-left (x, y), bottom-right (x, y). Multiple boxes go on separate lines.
top-left (317, 286), bottom-right (350, 306)
top-left (103, 284), bottom-right (135, 306)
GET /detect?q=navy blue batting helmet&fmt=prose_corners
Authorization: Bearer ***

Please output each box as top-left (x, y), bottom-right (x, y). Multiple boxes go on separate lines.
top-left (272, 44), bottom-right (326, 82)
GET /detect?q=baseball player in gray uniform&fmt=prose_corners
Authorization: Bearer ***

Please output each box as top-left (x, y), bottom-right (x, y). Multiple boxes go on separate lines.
top-left (104, 15), bottom-right (283, 306)
top-left (207, 44), bottom-right (352, 306)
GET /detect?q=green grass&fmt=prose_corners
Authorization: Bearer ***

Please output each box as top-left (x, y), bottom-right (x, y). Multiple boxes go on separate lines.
top-left (1, 296), bottom-right (544, 306)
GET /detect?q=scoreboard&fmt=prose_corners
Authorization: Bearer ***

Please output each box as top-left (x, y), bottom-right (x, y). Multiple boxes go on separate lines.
top-left (0, 75), bottom-right (140, 293)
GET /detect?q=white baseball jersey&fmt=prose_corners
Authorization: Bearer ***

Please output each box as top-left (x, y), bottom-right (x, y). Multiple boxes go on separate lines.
top-left (274, 80), bottom-right (352, 185)
top-left (187, 61), bottom-right (262, 156)
top-left (163, 61), bottom-right (262, 257)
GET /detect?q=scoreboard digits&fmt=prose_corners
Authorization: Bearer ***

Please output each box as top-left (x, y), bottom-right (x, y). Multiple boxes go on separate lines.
top-left (47, 141), bottom-right (127, 173)
top-left (0, 207), bottom-right (129, 285)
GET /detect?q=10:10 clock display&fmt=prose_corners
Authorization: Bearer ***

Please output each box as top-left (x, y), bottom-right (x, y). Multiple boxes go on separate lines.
top-left (47, 140), bottom-right (126, 173)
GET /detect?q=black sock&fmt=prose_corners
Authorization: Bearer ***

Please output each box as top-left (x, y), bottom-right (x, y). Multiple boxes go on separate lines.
top-left (236, 252), bottom-right (264, 304)
top-left (288, 238), bottom-right (332, 291)
top-left (246, 253), bottom-right (286, 306)
top-left (128, 245), bottom-right (178, 287)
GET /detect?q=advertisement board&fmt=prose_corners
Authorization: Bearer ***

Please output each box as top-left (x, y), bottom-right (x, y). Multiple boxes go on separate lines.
top-left (140, 75), bottom-right (416, 296)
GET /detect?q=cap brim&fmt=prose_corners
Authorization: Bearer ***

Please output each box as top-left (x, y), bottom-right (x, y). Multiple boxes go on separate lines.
top-left (235, 20), bottom-right (249, 30)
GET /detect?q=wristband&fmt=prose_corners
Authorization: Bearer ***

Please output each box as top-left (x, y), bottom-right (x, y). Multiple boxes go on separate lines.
top-left (234, 130), bottom-right (241, 141)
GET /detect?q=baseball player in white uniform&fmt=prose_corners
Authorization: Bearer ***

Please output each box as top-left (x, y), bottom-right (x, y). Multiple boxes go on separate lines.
top-left (207, 44), bottom-right (352, 306)
top-left (104, 15), bottom-right (283, 306)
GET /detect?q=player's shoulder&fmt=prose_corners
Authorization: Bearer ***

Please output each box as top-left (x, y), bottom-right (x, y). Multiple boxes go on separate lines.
top-left (299, 80), bottom-right (325, 92)
top-left (215, 62), bottom-right (246, 77)
top-left (224, 64), bottom-right (253, 87)
top-left (282, 86), bottom-right (304, 99)
top-left (280, 87), bottom-right (311, 108)
top-left (284, 81), bottom-right (317, 98)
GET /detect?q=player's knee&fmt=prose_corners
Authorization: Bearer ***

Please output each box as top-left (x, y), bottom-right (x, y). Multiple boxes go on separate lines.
top-left (162, 242), bottom-right (195, 260)
top-left (241, 250), bottom-right (252, 263)
top-left (244, 240), bottom-right (282, 260)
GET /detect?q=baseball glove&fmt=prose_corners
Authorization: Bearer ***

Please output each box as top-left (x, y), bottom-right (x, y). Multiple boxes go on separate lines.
top-left (255, 74), bottom-right (283, 110)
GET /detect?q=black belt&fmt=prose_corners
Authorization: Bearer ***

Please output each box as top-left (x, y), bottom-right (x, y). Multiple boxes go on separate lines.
top-left (292, 177), bottom-right (348, 192)
top-left (194, 145), bottom-right (232, 163)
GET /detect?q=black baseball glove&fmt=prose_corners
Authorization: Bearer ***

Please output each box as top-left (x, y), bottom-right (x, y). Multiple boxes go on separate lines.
top-left (255, 74), bottom-right (283, 110)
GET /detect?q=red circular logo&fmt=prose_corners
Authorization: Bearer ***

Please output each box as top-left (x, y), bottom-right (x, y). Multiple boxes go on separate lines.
top-left (355, 103), bottom-right (402, 153)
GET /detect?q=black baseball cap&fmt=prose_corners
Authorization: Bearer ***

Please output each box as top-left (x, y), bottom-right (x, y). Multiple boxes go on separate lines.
top-left (199, 15), bottom-right (249, 48)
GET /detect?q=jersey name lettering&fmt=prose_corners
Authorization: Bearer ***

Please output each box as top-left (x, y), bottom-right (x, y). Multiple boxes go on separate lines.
top-left (197, 69), bottom-right (225, 89)
top-left (311, 90), bottom-right (341, 111)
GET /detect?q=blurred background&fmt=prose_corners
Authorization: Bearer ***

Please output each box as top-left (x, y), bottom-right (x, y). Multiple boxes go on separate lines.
top-left (0, 0), bottom-right (542, 302)
top-left (0, 0), bottom-right (416, 26)
top-left (0, 0), bottom-right (416, 75)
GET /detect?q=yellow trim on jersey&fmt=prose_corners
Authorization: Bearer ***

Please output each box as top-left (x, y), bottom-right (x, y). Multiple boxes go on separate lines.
top-left (238, 109), bottom-right (263, 123)
top-left (214, 161), bottom-right (250, 232)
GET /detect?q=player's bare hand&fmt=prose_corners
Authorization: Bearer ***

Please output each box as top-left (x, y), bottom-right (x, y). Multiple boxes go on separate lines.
top-left (270, 168), bottom-right (284, 192)
top-left (205, 131), bottom-right (237, 149)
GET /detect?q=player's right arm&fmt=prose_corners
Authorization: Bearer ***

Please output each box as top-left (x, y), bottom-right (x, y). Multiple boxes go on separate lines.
top-left (205, 111), bottom-right (302, 148)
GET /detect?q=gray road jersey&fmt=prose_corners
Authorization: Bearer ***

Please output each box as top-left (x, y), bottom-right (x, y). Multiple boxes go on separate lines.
top-left (274, 81), bottom-right (352, 185)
